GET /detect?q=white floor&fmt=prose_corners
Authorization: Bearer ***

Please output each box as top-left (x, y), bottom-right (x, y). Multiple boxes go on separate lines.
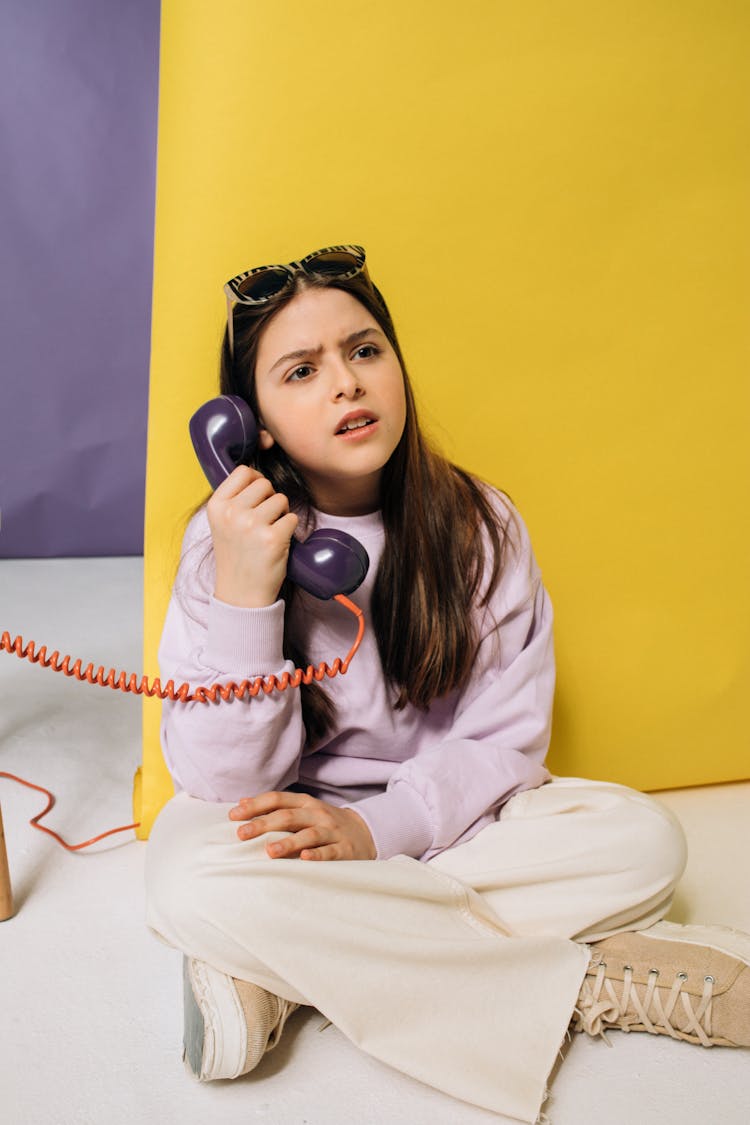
top-left (1, 557), bottom-right (749, 1125)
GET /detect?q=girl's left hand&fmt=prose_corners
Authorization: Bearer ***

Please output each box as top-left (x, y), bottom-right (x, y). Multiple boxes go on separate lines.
top-left (228, 792), bottom-right (377, 861)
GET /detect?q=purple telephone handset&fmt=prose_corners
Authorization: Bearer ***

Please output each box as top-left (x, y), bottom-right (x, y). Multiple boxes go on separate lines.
top-left (189, 396), bottom-right (369, 600)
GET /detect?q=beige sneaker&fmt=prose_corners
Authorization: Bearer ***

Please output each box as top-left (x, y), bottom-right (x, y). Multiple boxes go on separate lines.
top-left (572, 921), bottom-right (750, 1047)
top-left (183, 956), bottom-right (300, 1080)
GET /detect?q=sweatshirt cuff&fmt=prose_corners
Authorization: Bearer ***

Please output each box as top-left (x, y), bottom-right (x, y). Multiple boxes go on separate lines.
top-left (343, 783), bottom-right (434, 861)
top-left (203, 595), bottom-right (287, 675)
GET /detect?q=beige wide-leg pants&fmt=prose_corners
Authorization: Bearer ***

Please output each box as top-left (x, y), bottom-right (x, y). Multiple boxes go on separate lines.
top-left (145, 777), bottom-right (687, 1124)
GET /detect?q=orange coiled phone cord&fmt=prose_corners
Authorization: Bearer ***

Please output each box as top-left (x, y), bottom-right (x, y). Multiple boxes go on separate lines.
top-left (1, 594), bottom-right (364, 701)
top-left (0, 594), bottom-right (364, 852)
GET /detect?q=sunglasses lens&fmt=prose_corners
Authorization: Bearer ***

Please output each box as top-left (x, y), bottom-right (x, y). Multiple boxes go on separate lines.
top-left (235, 267), bottom-right (290, 301)
top-left (229, 249), bottom-right (364, 307)
top-left (304, 251), bottom-right (363, 278)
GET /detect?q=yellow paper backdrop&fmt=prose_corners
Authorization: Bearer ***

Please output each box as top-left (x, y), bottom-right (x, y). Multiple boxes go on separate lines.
top-left (136, 0), bottom-right (749, 837)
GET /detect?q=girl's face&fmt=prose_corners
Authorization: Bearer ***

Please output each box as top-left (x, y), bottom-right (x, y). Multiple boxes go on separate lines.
top-left (254, 286), bottom-right (407, 516)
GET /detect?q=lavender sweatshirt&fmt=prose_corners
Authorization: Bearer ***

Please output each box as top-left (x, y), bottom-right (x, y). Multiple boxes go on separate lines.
top-left (158, 489), bottom-right (553, 862)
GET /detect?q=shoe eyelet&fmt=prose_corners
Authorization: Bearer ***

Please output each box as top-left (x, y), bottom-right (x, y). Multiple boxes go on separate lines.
top-left (648, 968), bottom-right (659, 977)
top-left (677, 972), bottom-right (688, 981)
top-left (704, 975), bottom-right (715, 984)
top-left (622, 964), bottom-right (633, 973)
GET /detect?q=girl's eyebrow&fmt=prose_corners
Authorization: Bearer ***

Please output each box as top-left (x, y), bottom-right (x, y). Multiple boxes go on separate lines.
top-left (268, 328), bottom-right (384, 374)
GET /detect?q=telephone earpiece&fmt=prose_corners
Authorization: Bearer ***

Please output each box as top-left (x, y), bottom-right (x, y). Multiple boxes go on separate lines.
top-left (189, 396), bottom-right (258, 489)
top-left (189, 396), bottom-right (369, 600)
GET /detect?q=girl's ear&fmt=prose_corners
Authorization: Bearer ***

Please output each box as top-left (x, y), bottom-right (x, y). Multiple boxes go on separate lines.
top-left (257, 425), bottom-right (276, 451)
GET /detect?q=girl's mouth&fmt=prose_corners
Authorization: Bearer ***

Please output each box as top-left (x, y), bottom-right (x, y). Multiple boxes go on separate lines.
top-left (335, 417), bottom-right (378, 439)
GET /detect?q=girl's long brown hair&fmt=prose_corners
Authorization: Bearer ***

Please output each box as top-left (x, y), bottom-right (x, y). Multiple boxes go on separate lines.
top-left (216, 269), bottom-right (513, 744)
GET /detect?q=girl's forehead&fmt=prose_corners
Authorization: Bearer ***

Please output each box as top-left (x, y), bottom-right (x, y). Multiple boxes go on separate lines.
top-left (260, 288), bottom-right (376, 346)
top-left (256, 288), bottom-right (381, 373)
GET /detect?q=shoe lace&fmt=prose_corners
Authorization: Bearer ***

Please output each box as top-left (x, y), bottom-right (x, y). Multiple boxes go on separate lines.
top-left (573, 961), bottom-right (715, 1047)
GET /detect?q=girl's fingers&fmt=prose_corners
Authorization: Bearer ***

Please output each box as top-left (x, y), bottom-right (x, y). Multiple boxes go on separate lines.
top-left (255, 490), bottom-right (288, 516)
top-left (236, 808), bottom-right (312, 839)
top-left (234, 798), bottom-right (328, 840)
top-left (255, 493), bottom-right (297, 528)
top-left (212, 464), bottom-right (265, 499)
top-left (228, 794), bottom-right (374, 861)
top-left (276, 511), bottom-right (299, 540)
top-left (266, 827), bottom-right (326, 858)
top-left (243, 477), bottom-right (279, 508)
top-left (299, 845), bottom-right (340, 861)
top-left (226, 475), bottom-right (277, 510)
top-left (212, 469), bottom-right (283, 514)
top-left (230, 792), bottom-right (314, 819)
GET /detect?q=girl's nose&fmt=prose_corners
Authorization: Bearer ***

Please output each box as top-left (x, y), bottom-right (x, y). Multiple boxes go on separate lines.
top-left (330, 360), bottom-right (363, 400)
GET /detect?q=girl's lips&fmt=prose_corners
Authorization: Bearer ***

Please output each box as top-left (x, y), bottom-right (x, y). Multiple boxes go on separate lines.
top-left (335, 419), bottom-right (380, 441)
top-left (334, 409), bottom-right (378, 434)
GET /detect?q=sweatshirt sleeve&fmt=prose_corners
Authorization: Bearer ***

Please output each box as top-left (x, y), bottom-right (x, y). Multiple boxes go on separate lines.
top-left (157, 509), bottom-right (306, 802)
top-left (344, 501), bottom-right (554, 861)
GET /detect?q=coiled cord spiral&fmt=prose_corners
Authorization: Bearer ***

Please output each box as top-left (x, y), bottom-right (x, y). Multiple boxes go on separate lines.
top-left (0, 593), bottom-right (364, 702)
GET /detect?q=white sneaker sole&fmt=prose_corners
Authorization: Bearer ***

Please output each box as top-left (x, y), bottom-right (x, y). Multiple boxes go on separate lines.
top-left (643, 920), bottom-right (750, 965)
top-left (183, 956), bottom-right (248, 1081)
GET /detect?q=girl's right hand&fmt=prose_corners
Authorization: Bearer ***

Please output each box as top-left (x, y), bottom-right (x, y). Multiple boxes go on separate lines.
top-left (206, 465), bottom-right (299, 608)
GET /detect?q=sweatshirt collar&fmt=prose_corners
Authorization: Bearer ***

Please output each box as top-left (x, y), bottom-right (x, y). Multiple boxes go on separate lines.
top-left (310, 505), bottom-right (384, 539)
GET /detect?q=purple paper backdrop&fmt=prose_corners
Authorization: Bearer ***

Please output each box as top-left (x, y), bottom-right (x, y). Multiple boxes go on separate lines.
top-left (0, 1), bottom-right (160, 557)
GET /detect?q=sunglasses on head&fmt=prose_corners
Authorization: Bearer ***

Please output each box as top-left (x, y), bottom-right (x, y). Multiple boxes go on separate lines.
top-left (223, 244), bottom-right (369, 360)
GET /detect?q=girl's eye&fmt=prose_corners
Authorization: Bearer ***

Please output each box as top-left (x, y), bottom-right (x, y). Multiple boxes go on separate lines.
top-left (354, 344), bottom-right (379, 359)
top-left (287, 365), bottom-right (314, 382)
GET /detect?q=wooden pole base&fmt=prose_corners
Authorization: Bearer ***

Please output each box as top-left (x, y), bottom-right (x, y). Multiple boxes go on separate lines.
top-left (0, 803), bottom-right (15, 921)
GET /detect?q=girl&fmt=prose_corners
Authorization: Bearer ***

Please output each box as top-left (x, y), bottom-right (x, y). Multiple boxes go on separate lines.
top-left (145, 245), bottom-right (749, 1124)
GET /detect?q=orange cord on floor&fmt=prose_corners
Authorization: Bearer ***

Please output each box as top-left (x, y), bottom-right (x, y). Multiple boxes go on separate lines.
top-left (0, 593), bottom-right (365, 852)
top-left (0, 771), bottom-right (140, 851)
